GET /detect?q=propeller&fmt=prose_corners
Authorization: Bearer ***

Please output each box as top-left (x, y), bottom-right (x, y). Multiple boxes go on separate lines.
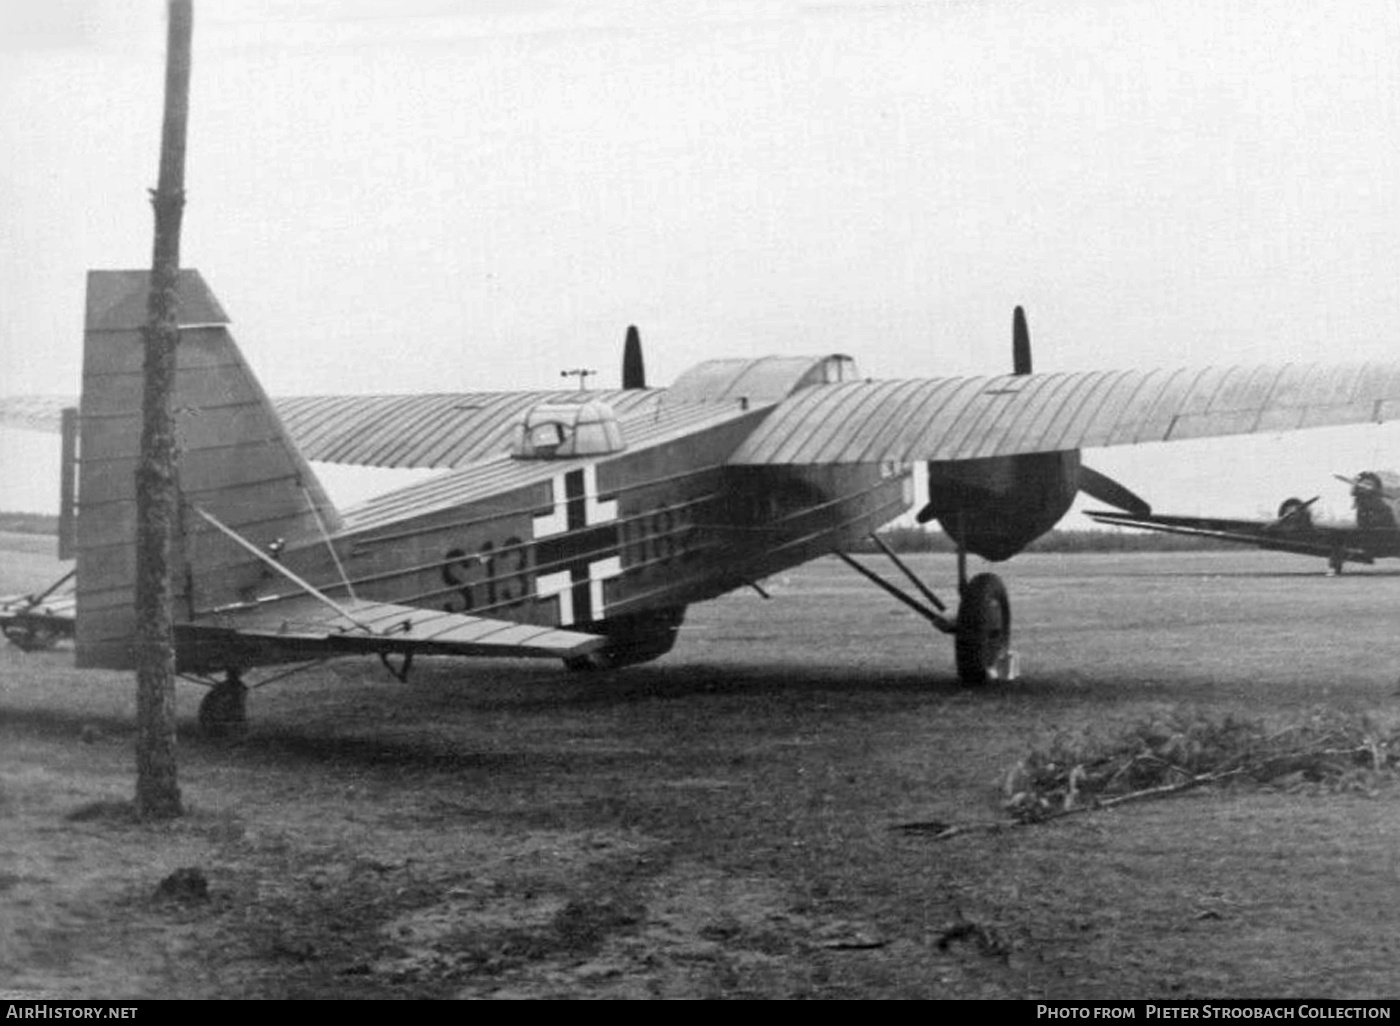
top-left (1275, 495), bottom-right (1320, 526)
top-left (1079, 465), bottom-right (1151, 516)
top-left (1012, 305), bottom-right (1031, 375)
top-left (1333, 472), bottom-right (1397, 500)
top-left (622, 325), bottom-right (646, 389)
top-left (917, 307), bottom-right (1153, 528)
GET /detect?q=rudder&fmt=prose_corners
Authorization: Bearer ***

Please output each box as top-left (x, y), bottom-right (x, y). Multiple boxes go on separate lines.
top-left (75, 270), bottom-right (339, 669)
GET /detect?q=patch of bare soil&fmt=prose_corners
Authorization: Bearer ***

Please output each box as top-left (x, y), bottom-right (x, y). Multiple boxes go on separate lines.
top-left (0, 704), bottom-right (920, 999)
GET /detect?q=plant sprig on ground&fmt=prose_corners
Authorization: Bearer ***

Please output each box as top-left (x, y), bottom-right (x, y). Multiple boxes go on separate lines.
top-left (1002, 707), bottom-right (1396, 823)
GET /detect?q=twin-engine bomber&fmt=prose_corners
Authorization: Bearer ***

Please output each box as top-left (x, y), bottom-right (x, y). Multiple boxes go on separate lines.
top-left (7, 274), bottom-right (1400, 735)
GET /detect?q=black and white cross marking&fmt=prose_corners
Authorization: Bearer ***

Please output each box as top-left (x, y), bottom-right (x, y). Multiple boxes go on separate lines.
top-left (533, 465), bottom-right (622, 626)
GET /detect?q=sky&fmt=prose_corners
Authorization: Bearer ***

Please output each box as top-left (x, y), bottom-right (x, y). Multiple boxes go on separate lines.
top-left (3, 0), bottom-right (1400, 524)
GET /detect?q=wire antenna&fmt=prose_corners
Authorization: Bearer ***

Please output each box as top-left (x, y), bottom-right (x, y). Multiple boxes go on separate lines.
top-left (560, 368), bottom-right (596, 391)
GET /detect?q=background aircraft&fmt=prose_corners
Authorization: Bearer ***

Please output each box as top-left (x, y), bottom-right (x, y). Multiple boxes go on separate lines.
top-left (9, 273), bottom-right (1400, 737)
top-left (1088, 471), bottom-right (1400, 575)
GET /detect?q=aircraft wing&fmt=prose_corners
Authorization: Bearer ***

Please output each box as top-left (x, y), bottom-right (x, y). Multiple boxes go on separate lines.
top-left (12, 361), bottom-right (1400, 469)
top-left (180, 593), bottom-right (606, 664)
top-left (1084, 509), bottom-right (1375, 562)
top-left (0, 391), bottom-right (667, 469)
top-left (728, 363), bottom-right (1400, 464)
top-left (272, 391), bottom-right (669, 468)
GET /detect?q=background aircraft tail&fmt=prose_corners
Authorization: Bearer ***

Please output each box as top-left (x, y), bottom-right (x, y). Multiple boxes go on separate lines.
top-left (75, 270), bottom-right (339, 669)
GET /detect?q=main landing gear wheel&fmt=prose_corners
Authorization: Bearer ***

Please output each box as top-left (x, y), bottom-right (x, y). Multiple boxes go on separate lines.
top-left (198, 672), bottom-right (248, 740)
top-left (955, 573), bottom-right (1010, 686)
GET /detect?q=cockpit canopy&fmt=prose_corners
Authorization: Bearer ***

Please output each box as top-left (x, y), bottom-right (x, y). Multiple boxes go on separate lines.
top-left (511, 399), bottom-right (626, 459)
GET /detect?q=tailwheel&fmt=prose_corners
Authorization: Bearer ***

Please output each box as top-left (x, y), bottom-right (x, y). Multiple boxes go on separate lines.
top-left (564, 606), bottom-right (687, 672)
top-left (955, 573), bottom-right (1010, 685)
top-left (198, 671), bottom-right (249, 740)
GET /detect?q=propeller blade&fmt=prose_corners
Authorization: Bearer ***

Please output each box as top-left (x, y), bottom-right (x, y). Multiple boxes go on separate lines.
top-left (1078, 465), bottom-right (1151, 516)
top-left (1335, 472), bottom-right (1397, 499)
top-left (1012, 305), bottom-right (1031, 376)
top-left (622, 325), bottom-right (646, 389)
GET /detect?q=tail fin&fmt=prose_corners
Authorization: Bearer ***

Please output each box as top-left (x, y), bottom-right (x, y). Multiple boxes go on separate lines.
top-left (76, 270), bottom-right (339, 669)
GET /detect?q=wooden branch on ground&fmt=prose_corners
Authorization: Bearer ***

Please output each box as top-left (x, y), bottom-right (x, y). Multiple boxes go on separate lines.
top-left (894, 765), bottom-right (1251, 841)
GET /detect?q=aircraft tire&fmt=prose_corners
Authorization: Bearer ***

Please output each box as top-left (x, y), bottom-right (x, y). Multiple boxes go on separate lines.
top-left (198, 676), bottom-right (248, 739)
top-left (955, 573), bottom-right (1010, 686)
top-left (564, 606), bottom-right (687, 672)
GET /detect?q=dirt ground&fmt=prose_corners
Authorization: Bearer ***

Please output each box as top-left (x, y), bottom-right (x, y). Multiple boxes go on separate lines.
top-left (4, 538), bottom-right (1400, 998)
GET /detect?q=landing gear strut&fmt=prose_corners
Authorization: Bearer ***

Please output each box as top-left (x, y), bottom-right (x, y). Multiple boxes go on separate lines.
top-left (198, 670), bottom-right (248, 739)
top-left (837, 534), bottom-right (1014, 686)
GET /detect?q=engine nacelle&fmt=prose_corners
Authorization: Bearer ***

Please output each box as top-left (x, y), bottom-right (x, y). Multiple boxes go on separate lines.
top-left (1352, 471), bottom-right (1400, 531)
top-left (920, 451), bottom-right (1080, 561)
top-left (1275, 497), bottom-right (1314, 531)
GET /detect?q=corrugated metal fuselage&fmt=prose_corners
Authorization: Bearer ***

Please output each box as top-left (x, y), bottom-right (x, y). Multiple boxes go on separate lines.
top-left (251, 415), bottom-right (913, 641)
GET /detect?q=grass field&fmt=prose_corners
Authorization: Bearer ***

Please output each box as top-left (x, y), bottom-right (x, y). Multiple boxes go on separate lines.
top-left (3, 538), bottom-right (1400, 998)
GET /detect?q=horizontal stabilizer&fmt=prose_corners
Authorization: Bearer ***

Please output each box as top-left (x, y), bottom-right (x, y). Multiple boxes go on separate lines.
top-left (1, 572), bottom-right (77, 651)
top-left (1, 591), bottom-right (76, 621)
top-left (180, 593), bottom-right (605, 671)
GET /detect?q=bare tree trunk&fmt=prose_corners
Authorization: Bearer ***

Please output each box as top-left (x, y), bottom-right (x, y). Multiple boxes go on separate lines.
top-left (135, 0), bottom-right (193, 820)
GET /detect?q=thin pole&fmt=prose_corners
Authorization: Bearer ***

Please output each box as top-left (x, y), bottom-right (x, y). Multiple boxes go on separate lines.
top-left (134, 0), bottom-right (193, 820)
